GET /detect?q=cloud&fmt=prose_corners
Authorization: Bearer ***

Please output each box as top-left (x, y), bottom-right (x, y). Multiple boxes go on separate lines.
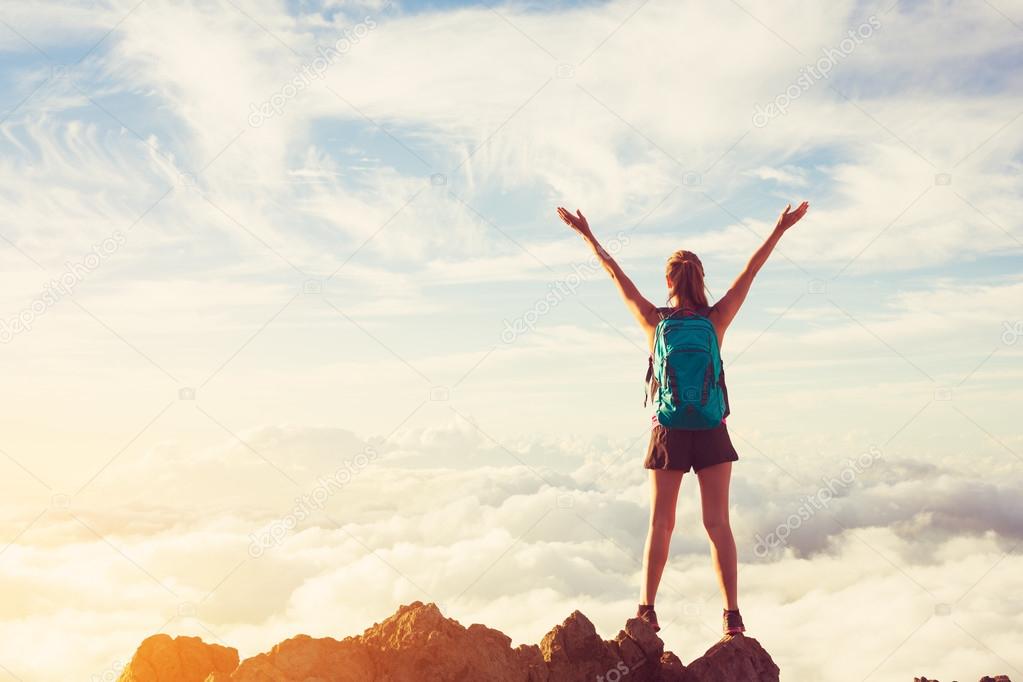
top-left (1, 422), bottom-right (1022, 680)
top-left (745, 165), bottom-right (809, 187)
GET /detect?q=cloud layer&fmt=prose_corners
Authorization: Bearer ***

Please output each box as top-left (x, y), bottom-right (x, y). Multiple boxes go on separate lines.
top-left (2, 421), bottom-right (1022, 680)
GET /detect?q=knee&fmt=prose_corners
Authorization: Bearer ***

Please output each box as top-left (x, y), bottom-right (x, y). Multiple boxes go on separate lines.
top-left (649, 515), bottom-right (675, 537)
top-left (702, 515), bottom-right (731, 538)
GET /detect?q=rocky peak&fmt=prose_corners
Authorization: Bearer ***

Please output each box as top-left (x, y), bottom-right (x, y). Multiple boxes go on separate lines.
top-left (115, 600), bottom-right (776, 681)
top-left (116, 633), bottom-right (237, 682)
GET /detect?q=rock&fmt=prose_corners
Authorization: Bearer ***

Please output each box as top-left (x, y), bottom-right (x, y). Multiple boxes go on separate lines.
top-left (228, 634), bottom-right (374, 681)
top-left (358, 601), bottom-right (532, 682)
top-left (685, 634), bottom-right (780, 682)
top-left (119, 602), bottom-right (781, 681)
top-left (513, 643), bottom-right (549, 682)
top-left (116, 634), bottom-right (238, 682)
top-left (539, 610), bottom-right (622, 682)
top-left (611, 617), bottom-right (665, 682)
top-left (915, 676), bottom-right (1013, 682)
top-left (658, 651), bottom-right (693, 682)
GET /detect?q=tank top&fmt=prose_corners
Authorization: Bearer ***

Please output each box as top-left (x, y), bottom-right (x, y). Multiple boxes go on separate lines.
top-left (646, 303), bottom-right (731, 426)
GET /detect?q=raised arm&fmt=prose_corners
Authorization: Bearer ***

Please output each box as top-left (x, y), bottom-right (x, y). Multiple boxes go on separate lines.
top-left (714, 202), bottom-right (809, 338)
top-left (556, 207), bottom-right (660, 346)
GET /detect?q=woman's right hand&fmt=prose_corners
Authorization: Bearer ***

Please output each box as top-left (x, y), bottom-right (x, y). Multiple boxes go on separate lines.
top-left (557, 207), bottom-right (592, 238)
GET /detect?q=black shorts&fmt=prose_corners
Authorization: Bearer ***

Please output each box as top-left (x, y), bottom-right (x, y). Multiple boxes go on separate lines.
top-left (644, 419), bottom-right (739, 472)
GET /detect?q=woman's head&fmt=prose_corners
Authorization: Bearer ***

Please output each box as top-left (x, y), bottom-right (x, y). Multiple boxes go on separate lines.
top-left (665, 250), bottom-right (708, 309)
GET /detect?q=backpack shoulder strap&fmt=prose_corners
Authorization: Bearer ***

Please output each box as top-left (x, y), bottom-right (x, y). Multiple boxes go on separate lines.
top-left (660, 305), bottom-right (702, 321)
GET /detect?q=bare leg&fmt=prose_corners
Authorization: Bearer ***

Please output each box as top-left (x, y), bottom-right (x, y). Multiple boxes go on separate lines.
top-left (641, 469), bottom-right (684, 605)
top-left (697, 461), bottom-right (738, 610)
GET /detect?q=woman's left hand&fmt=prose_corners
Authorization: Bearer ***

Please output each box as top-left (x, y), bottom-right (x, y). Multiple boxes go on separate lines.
top-left (776, 201), bottom-right (809, 232)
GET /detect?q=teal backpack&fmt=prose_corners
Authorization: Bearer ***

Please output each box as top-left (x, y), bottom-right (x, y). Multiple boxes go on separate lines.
top-left (645, 307), bottom-right (728, 430)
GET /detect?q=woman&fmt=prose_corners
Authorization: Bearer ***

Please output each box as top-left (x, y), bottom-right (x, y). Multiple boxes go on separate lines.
top-left (556, 201), bottom-right (809, 636)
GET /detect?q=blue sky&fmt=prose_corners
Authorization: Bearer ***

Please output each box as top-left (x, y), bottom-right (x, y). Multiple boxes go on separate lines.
top-left (1, 1), bottom-right (1022, 680)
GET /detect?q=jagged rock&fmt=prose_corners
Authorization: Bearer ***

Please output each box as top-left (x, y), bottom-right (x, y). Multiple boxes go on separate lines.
top-left (513, 643), bottom-right (549, 682)
top-left (115, 634), bottom-right (238, 682)
top-left (359, 601), bottom-right (532, 681)
top-left (539, 610), bottom-right (622, 682)
top-left (228, 634), bottom-right (373, 681)
top-left (685, 634), bottom-right (779, 682)
top-left (118, 601), bottom-right (781, 681)
top-left (915, 676), bottom-right (1013, 682)
top-left (611, 617), bottom-right (665, 682)
top-left (658, 651), bottom-right (693, 682)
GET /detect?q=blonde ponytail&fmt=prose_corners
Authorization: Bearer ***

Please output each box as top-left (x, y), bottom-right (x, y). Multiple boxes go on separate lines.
top-left (665, 250), bottom-right (709, 309)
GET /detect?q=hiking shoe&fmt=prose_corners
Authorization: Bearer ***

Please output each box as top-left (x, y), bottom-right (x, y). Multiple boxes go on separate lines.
top-left (636, 604), bottom-right (660, 632)
top-left (723, 609), bottom-right (745, 635)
